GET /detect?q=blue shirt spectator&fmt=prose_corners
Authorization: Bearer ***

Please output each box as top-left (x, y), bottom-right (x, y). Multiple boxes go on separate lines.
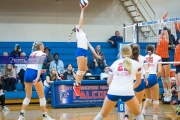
top-left (49, 53), bottom-right (64, 74)
top-left (108, 31), bottom-right (123, 48)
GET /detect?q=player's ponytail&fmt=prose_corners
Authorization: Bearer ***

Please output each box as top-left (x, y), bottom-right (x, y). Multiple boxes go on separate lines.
top-left (120, 45), bottom-right (132, 73)
top-left (32, 42), bottom-right (42, 52)
top-left (130, 43), bottom-right (140, 61)
top-left (146, 44), bottom-right (155, 67)
top-left (68, 27), bottom-right (76, 42)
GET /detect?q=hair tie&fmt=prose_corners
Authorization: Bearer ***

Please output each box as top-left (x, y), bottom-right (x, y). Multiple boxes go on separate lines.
top-left (123, 55), bottom-right (130, 57)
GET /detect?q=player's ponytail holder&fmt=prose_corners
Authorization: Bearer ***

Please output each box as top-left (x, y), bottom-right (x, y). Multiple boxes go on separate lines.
top-left (147, 51), bottom-right (151, 55)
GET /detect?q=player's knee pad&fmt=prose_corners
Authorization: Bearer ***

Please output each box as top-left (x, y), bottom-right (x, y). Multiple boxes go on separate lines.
top-left (153, 100), bottom-right (159, 105)
top-left (76, 70), bottom-right (86, 76)
top-left (166, 77), bottom-right (171, 82)
top-left (23, 97), bottom-right (30, 105)
top-left (146, 98), bottom-right (152, 103)
top-left (40, 98), bottom-right (46, 106)
top-left (161, 78), bottom-right (166, 83)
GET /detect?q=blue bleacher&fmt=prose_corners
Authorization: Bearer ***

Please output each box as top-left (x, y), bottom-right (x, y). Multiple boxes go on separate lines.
top-left (0, 42), bottom-right (175, 100)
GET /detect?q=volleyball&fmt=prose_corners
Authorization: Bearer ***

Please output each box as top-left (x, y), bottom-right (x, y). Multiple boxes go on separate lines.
top-left (80, 0), bottom-right (88, 7)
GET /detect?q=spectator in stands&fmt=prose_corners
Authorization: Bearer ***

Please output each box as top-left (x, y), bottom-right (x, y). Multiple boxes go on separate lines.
top-left (10, 44), bottom-right (22, 57)
top-left (63, 64), bottom-right (76, 80)
top-left (92, 45), bottom-right (108, 74)
top-left (0, 52), bottom-right (8, 74)
top-left (49, 53), bottom-right (64, 75)
top-left (3, 64), bottom-right (17, 91)
top-left (15, 52), bottom-right (27, 89)
top-left (0, 77), bottom-right (10, 112)
top-left (100, 66), bottom-right (109, 80)
top-left (108, 31), bottom-right (123, 48)
top-left (43, 47), bottom-right (52, 72)
top-left (44, 68), bottom-right (61, 101)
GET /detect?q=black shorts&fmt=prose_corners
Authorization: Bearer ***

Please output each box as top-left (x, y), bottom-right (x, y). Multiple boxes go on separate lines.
top-left (162, 58), bottom-right (170, 66)
top-left (176, 65), bottom-right (180, 74)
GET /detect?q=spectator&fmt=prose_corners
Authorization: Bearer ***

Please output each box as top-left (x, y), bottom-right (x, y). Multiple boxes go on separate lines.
top-left (63, 64), bottom-right (76, 80)
top-left (49, 53), bottom-right (64, 75)
top-left (0, 52), bottom-right (8, 74)
top-left (3, 64), bottom-right (17, 91)
top-left (0, 76), bottom-right (10, 112)
top-left (92, 45), bottom-right (107, 74)
top-left (44, 68), bottom-right (61, 101)
top-left (108, 31), bottom-right (123, 48)
top-left (15, 52), bottom-right (27, 89)
top-left (10, 44), bottom-right (22, 57)
top-left (43, 47), bottom-right (52, 72)
top-left (100, 66), bottom-right (109, 80)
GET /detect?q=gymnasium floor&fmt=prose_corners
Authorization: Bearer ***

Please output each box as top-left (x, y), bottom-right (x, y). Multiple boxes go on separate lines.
top-left (0, 104), bottom-right (179, 120)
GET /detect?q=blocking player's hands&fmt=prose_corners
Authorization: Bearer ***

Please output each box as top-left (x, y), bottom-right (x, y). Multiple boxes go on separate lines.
top-left (80, 3), bottom-right (88, 10)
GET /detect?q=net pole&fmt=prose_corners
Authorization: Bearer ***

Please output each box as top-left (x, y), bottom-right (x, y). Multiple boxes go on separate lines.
top-left (123, 23), bottom-right (126, 42)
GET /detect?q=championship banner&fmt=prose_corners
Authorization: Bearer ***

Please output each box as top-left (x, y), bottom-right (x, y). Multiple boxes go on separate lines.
top-left (54, 84), bottom-right (108, 105)
top-left (138, 16), bottom-right (180, 27)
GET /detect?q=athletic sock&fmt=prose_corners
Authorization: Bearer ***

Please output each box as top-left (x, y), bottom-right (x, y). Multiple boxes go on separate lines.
top-left (20, 110), bottom-right (25, 114)
top-left (135, 113), bottom-right (144, 120)
top-left (94, 113), bottom-right (104, 120)
top-left (42, 112), bottom-right (48, 117)
top-left (153, 115), bottom-right (158, 120)
top-left (142, 109), bottom-right (147, 114)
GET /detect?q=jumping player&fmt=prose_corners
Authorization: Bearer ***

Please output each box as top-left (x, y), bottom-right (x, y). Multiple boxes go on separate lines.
top-left (156, 12), bottom-right (171, 102)
top-left (68, 3), bottom-right (100, 96)
top-left (124, 43), bottom-right (148, 120)
top-left (94, 45), bottom-right (144, 120)
top-left (142, 44), bottom-right (162, 120)
top-left (174, 21), bottom-right (180, 115)
top-left (18, 42), bottom-right (54, 120)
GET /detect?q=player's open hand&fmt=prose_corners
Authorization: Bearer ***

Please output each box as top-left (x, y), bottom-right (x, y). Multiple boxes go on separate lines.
top-left (33, 77), bottom-right (40, 85)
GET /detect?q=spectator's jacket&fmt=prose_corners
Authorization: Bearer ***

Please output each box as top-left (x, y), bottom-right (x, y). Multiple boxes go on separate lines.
top-left (92, 51), bottom-right (105, 66)
top-left (11, 50), bottom-right (22, 57)
top-left (49, 60), bottom-right (64, 74)
top-left (109, 36), bottom-right (123, 44)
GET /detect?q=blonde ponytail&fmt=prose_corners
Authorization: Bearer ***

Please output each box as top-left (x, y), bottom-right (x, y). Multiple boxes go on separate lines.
top-left (120, 45), bottom-right (132, 73)
top-left (68, 27), bottom-right (76, 43)
top-left (32, 42), bottom-right (42, 52)
top-left (122, 57), bottom-right (132, 73)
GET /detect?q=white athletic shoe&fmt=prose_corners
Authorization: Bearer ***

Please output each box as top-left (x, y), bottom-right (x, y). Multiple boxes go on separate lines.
top-left (18, 113), bottom-right (25, 120)
top-left (2, 106), bottom-right (10, 111)
top-left (166, 93), bottom-right (172, 102)
top-left (43, 114), bottom-right (55, 120)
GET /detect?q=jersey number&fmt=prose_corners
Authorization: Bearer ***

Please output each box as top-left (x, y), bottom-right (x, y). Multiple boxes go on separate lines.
top-left (30, 52), bottom-right (38, 58)
top-left (117, 63), bottom-right (127, 71)
top-left (146, 57), bottom-right (153, 63)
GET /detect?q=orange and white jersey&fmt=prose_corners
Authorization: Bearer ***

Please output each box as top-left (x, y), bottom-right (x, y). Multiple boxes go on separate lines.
top-left (138, 55), bottom-right (146, 79)
top-left (26, 51), bottom-right (46, 70)
top-left (144, 54), bottom-right (162, 74)
top-left (108, 59), bottom-right (141, 96)
top-left (156, 37), bottom-right (169, 58)
top-left (76, 25), bottom-right (88, 50)
top-left (174, 44), bottom-right (180, 66)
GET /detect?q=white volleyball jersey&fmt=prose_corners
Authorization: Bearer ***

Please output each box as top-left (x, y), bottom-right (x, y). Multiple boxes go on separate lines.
top-left (138, 55), bottom-right (146, 79)
top-left (76, 26), bottom-right (88, 50)
top-left (144, 54), bottom-right (162, 74)
top-left (26, 51), bottom-right (46, 70)
top-left (108, 58), bottom-right (141, 96)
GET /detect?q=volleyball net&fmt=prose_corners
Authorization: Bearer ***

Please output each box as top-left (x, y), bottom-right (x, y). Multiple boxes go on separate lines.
top-left (122, 16), bottom-right (180, 66)
top-left (123, 16), bottom-right (180, 43)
